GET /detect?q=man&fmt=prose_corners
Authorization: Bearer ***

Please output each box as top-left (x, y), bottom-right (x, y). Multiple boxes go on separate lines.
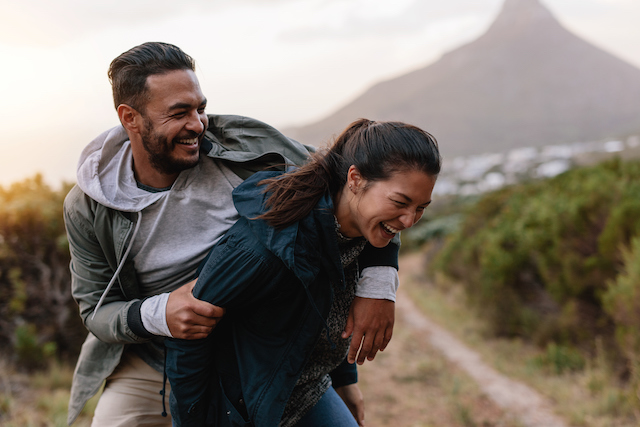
top-left (64, 42), bottom-right (400, 426)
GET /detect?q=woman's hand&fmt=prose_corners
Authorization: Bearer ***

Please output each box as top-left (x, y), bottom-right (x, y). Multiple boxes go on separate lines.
top-left (342, 297), bottom-right (394, 364)
top-left (335, 384), bottom-right (365, 426)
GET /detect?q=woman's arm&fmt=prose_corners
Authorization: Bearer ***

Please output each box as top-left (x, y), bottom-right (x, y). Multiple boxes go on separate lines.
top-left (165, 334), bottom-right (216, 426)
top-left (330, 359), bottom-right (365, 426)
top-left (165, 231), bottom-right (281, 426)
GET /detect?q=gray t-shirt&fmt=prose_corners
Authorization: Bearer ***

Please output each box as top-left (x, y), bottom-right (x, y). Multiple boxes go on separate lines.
top-left (131, 157), bottom-right (243, 295)
top-left (129, 157), bottom-right (243, 370)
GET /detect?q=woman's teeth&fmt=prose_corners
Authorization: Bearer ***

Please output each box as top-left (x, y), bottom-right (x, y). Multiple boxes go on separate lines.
top-left (381, 222), bottom-right (400, 234)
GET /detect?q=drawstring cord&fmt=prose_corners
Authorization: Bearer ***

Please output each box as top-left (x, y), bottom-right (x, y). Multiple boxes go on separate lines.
top-left (92, 211), bottom-right (143, 319)
top-left (160, 346), bottom-right (168, 417)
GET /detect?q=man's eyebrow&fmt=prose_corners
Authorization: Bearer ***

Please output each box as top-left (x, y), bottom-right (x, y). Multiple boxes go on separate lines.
top-left (168, 98), bottom-right (207, 111)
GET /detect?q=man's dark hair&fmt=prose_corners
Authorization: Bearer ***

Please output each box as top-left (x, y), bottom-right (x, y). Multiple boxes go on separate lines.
top-left (108, 42), bottom-right (196, 113)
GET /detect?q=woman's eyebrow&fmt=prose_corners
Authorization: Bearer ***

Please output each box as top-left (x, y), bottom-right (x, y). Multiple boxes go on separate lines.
top-left (393, 192), bottom-right (431, 206)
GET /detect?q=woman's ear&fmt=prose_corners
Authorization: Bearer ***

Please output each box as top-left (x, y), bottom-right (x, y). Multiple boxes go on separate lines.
top-left (347, 165), bottom-right (362, 193)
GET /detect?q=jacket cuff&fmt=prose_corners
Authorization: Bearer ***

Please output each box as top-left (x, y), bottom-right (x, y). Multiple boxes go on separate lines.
top-left (127, 298), bottom-right (155, 339)
top-left (330, 358), bottom-right (358, 388)
top-left (358, 241), bottom-right (399, 271)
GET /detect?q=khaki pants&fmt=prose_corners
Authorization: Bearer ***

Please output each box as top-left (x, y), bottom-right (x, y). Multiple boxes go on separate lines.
top-left (91, 350), bottom-right (172, 427)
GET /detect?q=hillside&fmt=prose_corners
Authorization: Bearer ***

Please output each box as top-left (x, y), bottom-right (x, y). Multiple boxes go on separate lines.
top-left (286, 0), bottom-right (640, 158)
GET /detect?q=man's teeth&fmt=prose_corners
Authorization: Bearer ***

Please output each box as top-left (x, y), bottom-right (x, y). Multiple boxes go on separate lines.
top-left (381, 222), bottom-right (400, 234)
top-left (177, 138), bottom-right (198, 146)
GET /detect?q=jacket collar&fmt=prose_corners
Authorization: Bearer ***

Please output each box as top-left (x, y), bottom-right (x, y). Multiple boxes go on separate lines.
top-left (232, 171), bottom-right (345, 288)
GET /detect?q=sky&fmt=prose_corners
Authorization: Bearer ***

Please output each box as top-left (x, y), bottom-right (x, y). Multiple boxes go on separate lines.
top-left (1, 0), bottom-right (639, 187)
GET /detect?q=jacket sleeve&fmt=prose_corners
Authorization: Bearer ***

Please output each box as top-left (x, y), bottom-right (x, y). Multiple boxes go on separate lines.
top-left (355, 239), bottom-right (400, 300)
top-left (64, 186), bottom-right (150, 344)
top-left (329, 358), bottom-right (358, 389)
top-left (166, 232), bottom-right (282, 426)
top-left (358, 240), bottom-right (399, 271)
top-left (206, 114), bottom-right (315, 177)
top-left (165, 333), bottom-right (216, 426)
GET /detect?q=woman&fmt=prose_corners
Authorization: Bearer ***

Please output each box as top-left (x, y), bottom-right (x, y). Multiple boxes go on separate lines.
top-left (165, 119), bottom-right (441, 426)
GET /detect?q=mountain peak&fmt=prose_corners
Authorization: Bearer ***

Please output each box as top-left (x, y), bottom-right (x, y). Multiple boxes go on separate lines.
top-left (286, 0), bottom-right (640, 157)
top-left (485, 0), bottom-right (561, 38)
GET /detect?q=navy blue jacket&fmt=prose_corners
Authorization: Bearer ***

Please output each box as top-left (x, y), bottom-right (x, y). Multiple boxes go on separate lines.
top-left (165, 171), bottom-right (397, 426)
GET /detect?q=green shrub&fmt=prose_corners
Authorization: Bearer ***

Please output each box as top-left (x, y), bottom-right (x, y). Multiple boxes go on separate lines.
top-left (0, 175), bottom-right (85, 369)
top-left (602, 235), bottom-right (640, 410)
top-left (530, 343), bottom-right (585, 374)
top-left (434, 159), bottom-right (640, 355)
top-left (14, 324), bottom-right (57, 370)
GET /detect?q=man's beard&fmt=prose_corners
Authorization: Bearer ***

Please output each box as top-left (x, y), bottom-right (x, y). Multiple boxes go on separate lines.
top-left (140, 119), bottom-right (200, 176)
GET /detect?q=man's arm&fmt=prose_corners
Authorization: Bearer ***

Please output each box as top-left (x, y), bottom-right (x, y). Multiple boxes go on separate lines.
top-left (65, 186), bottom-right (222, 343)
top-left (343, 240), bottom-right (400, 364)
top-left (65, 187), bottom-right (142, 343)
top-left (165, 280), bottom-right (225, 339)
top-left (342, 295), bottom-right (395, 365)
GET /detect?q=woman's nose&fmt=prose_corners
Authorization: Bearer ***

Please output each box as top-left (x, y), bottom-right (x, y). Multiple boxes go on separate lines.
top-left (399, 212), bottom-right (416, 229)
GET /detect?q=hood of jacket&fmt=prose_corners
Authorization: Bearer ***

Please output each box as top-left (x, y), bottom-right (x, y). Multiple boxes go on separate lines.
top-left (76, 125), bottom-right (165, 213)
top-left (232, 170), bottom-right (345, 289)
top-left (75, 114), bottom-right (314, 213)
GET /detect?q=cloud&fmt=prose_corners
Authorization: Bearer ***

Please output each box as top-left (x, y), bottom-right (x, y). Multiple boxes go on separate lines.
top-left (0, 0), bottom-right (261, 47)
top-left (277, 0), bottom-right (501, 43)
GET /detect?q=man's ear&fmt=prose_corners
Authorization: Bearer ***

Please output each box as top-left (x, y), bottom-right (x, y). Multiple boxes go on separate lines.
top-left (117, 104), bottom-right (143, 134)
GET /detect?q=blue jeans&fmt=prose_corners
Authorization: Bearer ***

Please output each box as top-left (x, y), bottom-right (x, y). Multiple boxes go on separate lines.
top-left (294, 387), bottom-right (359, 427)
top-left (172, 387), bottom-right (358, 427)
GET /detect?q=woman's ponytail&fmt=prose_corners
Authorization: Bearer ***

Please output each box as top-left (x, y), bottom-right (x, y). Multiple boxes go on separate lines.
top-left (256, 118), bottom-right (440, 229)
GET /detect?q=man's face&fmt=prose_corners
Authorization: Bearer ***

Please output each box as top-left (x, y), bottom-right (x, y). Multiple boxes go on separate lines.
top-left (138, 69), bottom-right (208, 177)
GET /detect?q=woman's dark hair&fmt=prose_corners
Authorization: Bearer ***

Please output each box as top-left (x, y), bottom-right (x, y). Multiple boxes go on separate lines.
top-left (258, 119), bottom-right (441, 228)
top-left (108, 42), bottom-right (196, 113)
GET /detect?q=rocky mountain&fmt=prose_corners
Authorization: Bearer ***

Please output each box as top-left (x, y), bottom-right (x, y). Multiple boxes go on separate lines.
top-left (286, 0), bottom-right (640, 158)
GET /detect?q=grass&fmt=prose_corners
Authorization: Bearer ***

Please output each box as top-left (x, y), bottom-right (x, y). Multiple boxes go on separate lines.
top-left (0, 359), bottom-right (99, 427)
top-left (357, 287), bottom-right (523, 427)
top-left (3, 249), bottom-right (640, 426)
top-left (407, 256), bottom-right (640, 427)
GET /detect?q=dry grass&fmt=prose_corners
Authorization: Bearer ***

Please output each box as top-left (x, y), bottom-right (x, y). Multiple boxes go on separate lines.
top-left (358, 322), bottom-right (523, 427)
top-left (0, 359), bottom-right (97, 427)
top-left (406, 255), bottom-right (640, 427)
top-left (3, 249), bottom-right (639, 426)
top-left (357, 256), bottom-right (524, 427)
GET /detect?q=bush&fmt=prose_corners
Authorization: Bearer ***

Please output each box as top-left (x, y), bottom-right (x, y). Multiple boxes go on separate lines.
top-left (530, 343), bottom-right (585, 374)
top-left (434, 159), bottom-right (640, 352)
top-left (602, 235), bottom-right (640, 401)
top-left (0, 175), bottom-right (85, 369)
top-left (14, 323), bottom-right (57, 370)
top-left (400, 214), bottom-right (464, 253)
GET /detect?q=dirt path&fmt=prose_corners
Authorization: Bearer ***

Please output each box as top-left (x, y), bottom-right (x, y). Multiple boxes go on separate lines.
top-left (392, 252), bottom-right (568, 427)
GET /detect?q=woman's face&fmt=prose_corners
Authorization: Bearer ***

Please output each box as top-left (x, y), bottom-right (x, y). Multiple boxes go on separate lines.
top-left (338, 167), bottom-right (437, 248)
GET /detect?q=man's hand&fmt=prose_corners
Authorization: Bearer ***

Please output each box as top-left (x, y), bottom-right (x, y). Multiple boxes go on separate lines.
top-left (342, 297), bottom-right (394, 365)
top-left (166, 279), bottom-right (225, 339)
top-left (335, 384), bottom-right (365, 426)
